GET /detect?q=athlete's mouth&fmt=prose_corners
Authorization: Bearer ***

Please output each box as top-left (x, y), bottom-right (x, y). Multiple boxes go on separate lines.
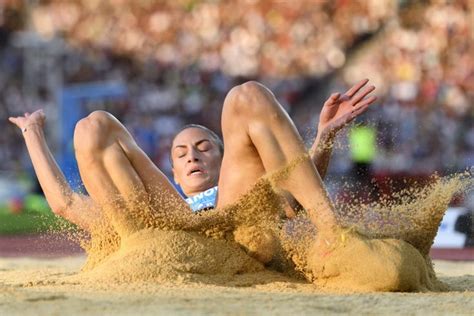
top-left (187, 167), bottom-right (205, 176)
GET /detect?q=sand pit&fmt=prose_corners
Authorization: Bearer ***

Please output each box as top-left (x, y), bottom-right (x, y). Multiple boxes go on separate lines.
top-left (0, 255), bottom-right (472, 315)
top-left (3, 170), bottom-right (470, 290)
top-left (0, 158), bottom-right (471, 314)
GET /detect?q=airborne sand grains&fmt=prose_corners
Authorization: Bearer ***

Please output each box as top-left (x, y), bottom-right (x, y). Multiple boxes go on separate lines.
top-left (283, 172), bottom-right (472, 292)
top-left (63, 154), bottom-right (473, 293)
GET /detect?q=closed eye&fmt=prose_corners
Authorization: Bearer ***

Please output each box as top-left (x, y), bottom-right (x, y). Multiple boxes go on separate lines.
top-left (175, 148), bottom-right (187, 158)
top-left (197, 140), bottom-right (212, 152)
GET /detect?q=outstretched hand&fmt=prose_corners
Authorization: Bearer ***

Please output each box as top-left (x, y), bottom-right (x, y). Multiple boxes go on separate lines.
top-left (8, 109), bottom-right (46, 131)
top-left (318, 79), bottom-right (377, 139)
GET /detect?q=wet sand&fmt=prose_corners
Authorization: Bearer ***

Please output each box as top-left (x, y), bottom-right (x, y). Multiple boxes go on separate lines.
top-left (0, 255), bottom-right (472, 315)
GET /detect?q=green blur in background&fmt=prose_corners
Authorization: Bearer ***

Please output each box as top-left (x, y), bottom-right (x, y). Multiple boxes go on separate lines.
top-left (0, 194), bottom-right (69, 235)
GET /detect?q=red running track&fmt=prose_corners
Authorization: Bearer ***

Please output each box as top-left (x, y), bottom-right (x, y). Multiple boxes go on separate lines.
top-left (0, 234), bottom-right (84, 258)
top-left (430, 248), bottom-right (474, 261)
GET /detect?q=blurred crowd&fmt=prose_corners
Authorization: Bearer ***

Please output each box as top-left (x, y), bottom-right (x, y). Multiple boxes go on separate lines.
top-left (338, 0), bottom-right (473, 175)
top-left (0, 0), bottom-right (472, 185)
top-left (26, 0), bottom-right (395, 77)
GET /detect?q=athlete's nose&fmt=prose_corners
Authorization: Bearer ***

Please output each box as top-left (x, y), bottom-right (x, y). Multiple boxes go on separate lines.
top-left (187, 147), bottom-right (200, 163)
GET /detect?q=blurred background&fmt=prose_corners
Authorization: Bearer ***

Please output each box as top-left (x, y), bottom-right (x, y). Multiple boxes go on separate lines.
top-left (0, 0), bottom-right (472, 252)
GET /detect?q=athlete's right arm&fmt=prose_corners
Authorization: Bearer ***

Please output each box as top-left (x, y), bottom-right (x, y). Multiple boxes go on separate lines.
top-left (9, 109), bottom-right (102, 231)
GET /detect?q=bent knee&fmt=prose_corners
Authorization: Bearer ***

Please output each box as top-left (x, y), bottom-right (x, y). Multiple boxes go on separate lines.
top-left (87, 110), bottom-right (117, 124)
top-left (225, 81), bottom-right (269, 106)
top-left (223, 81), bottom-right (280, 119)
top-left (237, 81), bottom-right (269, 97)
top-left (74, 111), bottom-right (118, 154)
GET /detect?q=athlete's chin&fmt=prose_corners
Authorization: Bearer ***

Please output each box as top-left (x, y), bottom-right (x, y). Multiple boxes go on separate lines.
top-left (186, 177), bottom-right (214, 192)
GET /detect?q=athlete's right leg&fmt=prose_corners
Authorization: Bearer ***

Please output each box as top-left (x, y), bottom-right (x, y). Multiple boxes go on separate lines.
top-left (217, 82), bottom-right (339, 235)
top-left (216, 82), bottom-right (342, 264)
top-left (73, 111), bottom-right (192, 238)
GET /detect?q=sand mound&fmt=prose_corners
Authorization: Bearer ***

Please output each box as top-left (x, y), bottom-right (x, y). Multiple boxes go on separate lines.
top-left (278, 169), bottom-right (472, 292)
top-left (63, 155), bottom-right (471, 292)
top-left (304, 232), bottom-right (446, 292)
top-left (74, 228), bottom-right (266, 285)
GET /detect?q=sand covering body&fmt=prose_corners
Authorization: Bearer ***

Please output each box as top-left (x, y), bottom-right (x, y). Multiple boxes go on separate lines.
top-left (69, 165), bottom-right (471, 293)
top-left (75, 178), bottom-right (290, 285)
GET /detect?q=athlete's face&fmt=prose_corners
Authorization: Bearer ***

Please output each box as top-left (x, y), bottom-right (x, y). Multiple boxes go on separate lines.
top-left (171, 128), bottom-right (222, 196)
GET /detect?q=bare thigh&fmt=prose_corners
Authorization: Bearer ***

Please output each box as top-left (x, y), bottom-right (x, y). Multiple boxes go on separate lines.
top-left (216, 81), bottom-right (337, 235)
top-left (216, 81), bottom-right (306, 208)
top-left (74, 111), bottom-right (191, 237)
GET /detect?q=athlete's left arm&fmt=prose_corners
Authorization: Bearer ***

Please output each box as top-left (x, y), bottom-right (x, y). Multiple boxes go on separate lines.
top-left (283, 80), bottom-right (377, 218)
top-left (310, 79), bottom-right (377, 179)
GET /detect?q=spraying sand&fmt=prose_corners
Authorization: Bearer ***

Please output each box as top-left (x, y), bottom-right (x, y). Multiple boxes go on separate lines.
top-left (0, 171), bottom-right (473, 315)
top-left (282, 172), bottom-right (472, 292)
top-left (57, 159), bottom-right (472, 293)
top-left (0, 150), bottom-right (472, 299)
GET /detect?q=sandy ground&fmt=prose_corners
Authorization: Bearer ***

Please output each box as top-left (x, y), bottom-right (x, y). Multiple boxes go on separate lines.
top-left (0, 255), bottom-right (472, 315)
